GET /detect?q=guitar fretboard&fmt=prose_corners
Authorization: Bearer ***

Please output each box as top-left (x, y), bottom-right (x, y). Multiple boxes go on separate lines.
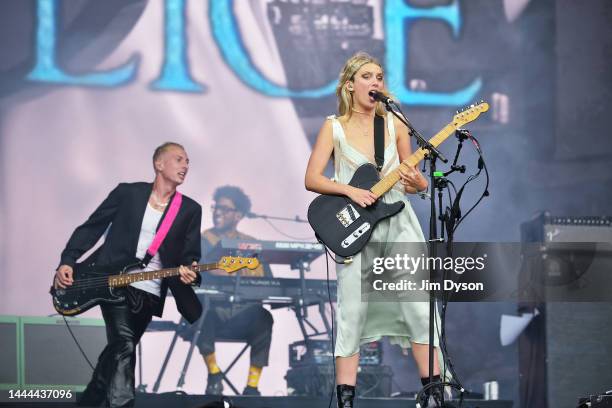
top-left (370, 122), bottom-right (457, 197)
top-left (108, 263), bottom-right (217, 288)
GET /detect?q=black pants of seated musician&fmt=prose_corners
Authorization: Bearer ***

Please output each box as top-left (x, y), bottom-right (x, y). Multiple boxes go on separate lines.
top-left (78, 287), bottom-right (158, 408)
top-left (196, 303), bottom-right (273, 369)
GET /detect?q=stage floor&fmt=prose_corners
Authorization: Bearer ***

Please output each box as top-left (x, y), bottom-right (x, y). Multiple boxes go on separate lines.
top-left (1, 392), bottom-right (515, 407)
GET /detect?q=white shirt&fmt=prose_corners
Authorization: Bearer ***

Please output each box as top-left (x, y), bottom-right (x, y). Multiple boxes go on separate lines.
top-left (129, 203), bottom-right (164, 297)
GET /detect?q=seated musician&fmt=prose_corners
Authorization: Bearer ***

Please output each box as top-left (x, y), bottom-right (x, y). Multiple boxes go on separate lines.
top-left (198, 185), bottom-right (273, 396)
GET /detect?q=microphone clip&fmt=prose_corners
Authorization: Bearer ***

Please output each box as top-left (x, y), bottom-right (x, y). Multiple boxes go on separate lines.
top-left (455, 128), bottom-right (471, 141)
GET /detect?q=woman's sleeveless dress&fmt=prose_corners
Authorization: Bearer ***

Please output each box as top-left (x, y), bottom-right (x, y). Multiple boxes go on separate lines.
top-left (330, 112), bottom-right (440, 357)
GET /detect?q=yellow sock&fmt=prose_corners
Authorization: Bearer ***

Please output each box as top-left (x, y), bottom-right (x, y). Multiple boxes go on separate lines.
top-left (204, 353), bottom-right (221, 375)
top-left (246, 365), bottom-right (263, 388)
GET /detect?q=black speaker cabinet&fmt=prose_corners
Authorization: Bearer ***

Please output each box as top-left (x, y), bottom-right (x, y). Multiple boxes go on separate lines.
top-left (519, 303), bottom-right (612, 408)
top-left (520, 214), bottom-right (612, 408)
top-left (285, 364), bottom-right (393, 398)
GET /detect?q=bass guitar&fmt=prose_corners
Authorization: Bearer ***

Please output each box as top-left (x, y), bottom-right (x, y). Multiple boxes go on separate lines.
top-left (307, 102), bottom-right (489, 257)
top-left (50, 256), bottom-right (259, 316)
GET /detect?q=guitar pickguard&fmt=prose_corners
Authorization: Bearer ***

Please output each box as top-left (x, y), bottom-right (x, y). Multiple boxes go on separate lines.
top-left (336, 203), bottom-right (360, 227)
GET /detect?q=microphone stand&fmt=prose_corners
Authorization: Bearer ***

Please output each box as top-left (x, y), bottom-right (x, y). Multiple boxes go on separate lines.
top-left (380, 101), bottom-right (447, 165)
top-left (380, 99), bottom-right (448, 406)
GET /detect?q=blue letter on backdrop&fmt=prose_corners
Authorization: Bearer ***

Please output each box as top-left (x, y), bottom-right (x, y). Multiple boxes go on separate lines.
top-left (27, 0), bottom-right (137, 87)
top-left (385, 0), bottom-right (481, 106)
top-left (209, 0), bottom-right (336, 98)
top-left (151, 0), bottom-right (204, 92)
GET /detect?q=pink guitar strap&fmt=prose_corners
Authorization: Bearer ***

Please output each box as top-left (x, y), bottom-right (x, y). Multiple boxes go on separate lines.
top-left (142, 191), bottom-right (183, 265)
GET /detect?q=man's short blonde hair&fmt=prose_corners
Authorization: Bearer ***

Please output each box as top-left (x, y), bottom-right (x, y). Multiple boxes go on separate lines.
top-left (152, 142), bottom-right (184, 170)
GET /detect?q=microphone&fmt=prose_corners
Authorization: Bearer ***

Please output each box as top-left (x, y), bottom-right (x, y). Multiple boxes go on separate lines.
top-left (368, 90), bottom-right (394, 105)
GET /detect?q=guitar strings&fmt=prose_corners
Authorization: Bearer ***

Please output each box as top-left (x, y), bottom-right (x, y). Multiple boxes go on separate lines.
top-left (56, 272), bottom-right (191, 292)
top-left (54, 261), bottom-right (253, 292)
top-left (59, 269), bottom-right (183, 286)
top-left (55, 268), bottom-right (197, 291)
top-left (54, 266), bottom-right (203, 291)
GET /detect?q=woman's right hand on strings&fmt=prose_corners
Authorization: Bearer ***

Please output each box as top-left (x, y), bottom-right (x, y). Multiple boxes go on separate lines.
top-left (54, 265), bottom-right (74, 289)
top-left (346, 186), bottom-right (377, 208)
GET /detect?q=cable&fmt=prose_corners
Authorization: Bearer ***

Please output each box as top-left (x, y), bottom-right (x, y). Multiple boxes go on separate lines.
top-left (419, 129), bottom-right (491, 407)
top-left (432, 133), bottom-right (490, 405)
top-left (360, 375), bottom-right (382, 397)
top-left (320, 240), bottom-right (347, 265)
top-left (434, 293), bottom-right (447, 400)
top-left (452, 135), bottom-right (490, 232)
top-left (390, 375), bottom-right (410, 396)
top-left (416, 381), bottom-right (465, 408)
top-left (261, 218), bottom-right (315, 241)
top-left (447, 180), bottom-right (458, 197)
top-left (62, 315), bottom-right (95, 371)
top-left (434, 257), bottom-right (466, 407)
top-left (438, 219), bottom-right (467, 405)
top-left (323, 247), bottom-right (337, 408)
top-left (431, 132), bottom-right (492, 407)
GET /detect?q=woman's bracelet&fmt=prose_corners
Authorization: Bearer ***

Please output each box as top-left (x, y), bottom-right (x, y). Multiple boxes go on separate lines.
top-left (414, 186), bottom-right (429, 199)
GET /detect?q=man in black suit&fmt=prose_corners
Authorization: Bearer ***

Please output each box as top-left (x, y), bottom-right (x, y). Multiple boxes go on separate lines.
top-left (54, 142), bottom-right (202, 407)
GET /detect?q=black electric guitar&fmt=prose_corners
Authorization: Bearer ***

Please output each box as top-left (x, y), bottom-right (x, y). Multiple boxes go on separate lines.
top-left (308, 102), bottom-right (489, 257)
top-left (50, 256), bottom-right (259, 316)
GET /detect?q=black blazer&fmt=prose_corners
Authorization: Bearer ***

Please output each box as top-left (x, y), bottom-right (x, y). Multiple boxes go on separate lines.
top-left (59, 182), bottom-right (203, 323)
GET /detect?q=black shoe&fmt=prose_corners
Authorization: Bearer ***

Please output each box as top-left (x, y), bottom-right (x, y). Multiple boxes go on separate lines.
top-left (242, 386), bottom-right (261, 396)
top-left (77, 385), bottom-right (105, 407)
top-left (205, 373), bottom-right (224, 395)
top-left (336, 384), bottom-right (355, 408)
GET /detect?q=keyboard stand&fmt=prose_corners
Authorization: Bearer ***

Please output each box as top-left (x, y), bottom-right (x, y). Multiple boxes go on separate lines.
top-left (153, 280), bottom-right (248, 395)
top-left (291, 261), bottom-right (334, 344)
top-left (152, 295), bottom-right (210, 393)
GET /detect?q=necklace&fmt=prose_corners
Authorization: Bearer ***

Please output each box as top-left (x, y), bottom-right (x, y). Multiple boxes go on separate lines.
top-left (351, 107), bottom-right (374, 116)
top-left (352, 116), bottom-right (373, 138)
top-left (151, 192), bottom-right (169, 208)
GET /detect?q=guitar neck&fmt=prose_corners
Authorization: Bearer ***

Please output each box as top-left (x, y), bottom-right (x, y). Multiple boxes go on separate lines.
top-left (108, 263), bottom-right (218, 288)
top-left (370, 122), bottom-right (456, 197)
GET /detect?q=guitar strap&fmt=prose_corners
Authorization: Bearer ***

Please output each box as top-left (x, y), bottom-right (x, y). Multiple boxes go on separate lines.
top-left (374, 114), bottom-right (385, 172)
top-left (141, 191), bottom-right (183, 266)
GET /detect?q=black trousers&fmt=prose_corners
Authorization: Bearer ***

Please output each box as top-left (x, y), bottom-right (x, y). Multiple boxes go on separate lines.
top-left (196, 303), bottom-right (273, 368)
top-left (79, 288), bottom-right (158, 407)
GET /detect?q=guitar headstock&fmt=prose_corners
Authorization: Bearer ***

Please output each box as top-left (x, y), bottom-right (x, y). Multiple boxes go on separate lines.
top-left (218, 256), bottom-right (260, 274)
top-left (452, 101), bottom-right (489, 128)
